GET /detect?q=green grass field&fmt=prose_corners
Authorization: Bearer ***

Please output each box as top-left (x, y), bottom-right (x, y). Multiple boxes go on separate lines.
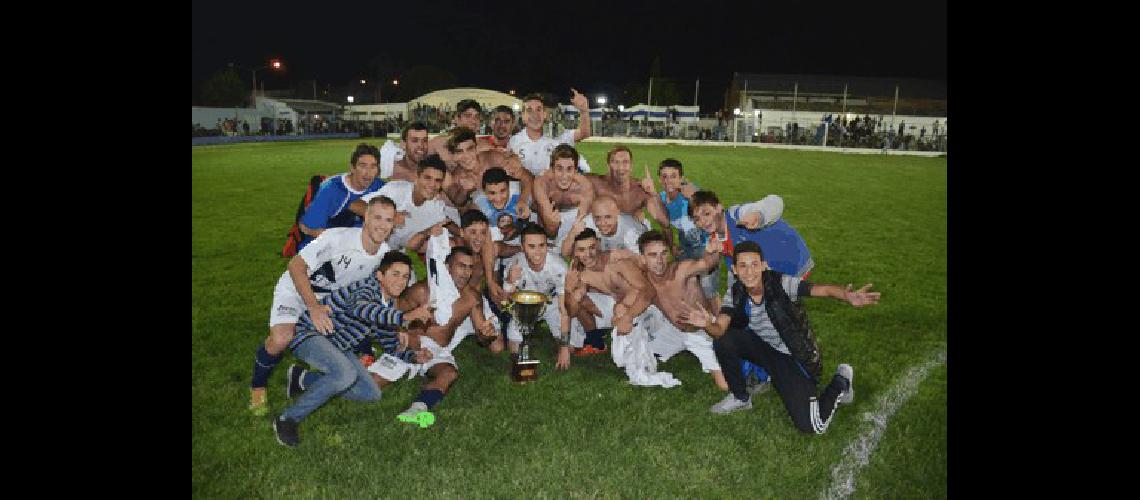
top-left (192, 139), bottom-right (947, 498)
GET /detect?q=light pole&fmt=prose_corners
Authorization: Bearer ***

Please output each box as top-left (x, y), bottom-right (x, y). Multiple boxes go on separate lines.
top-left (228, 59), bottom-right (282, 106)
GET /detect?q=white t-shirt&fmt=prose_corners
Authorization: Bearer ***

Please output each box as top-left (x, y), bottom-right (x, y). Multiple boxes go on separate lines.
top-left (507, 129), bottom-right (590, 176)
top-left (362, 181), bottom-right (460, 250)
top-left (582, 213), bottom-right (646, 254)
top-left (503, 250), bottom-right (568, 298)
top-left (275, 227), bottom-right (391, 296)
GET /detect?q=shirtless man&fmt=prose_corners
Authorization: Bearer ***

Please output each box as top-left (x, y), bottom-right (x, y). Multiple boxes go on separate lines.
top-left (585, 146), bottom-right (672, 241)
top-left (531, 144), bottom-right (596, 251)
top-left (444, 127), bottom-right (534, 212)
top-left (563, 231), bottom-right (658, 373)
top-left (367, 246), bottom-right (500, 428)
top-left (559, 195), bottom-right (646, 258)
top-left (426, 99), bottom-right (491, 166)
top-left (410, 209), bottom-right (521, 354)
top-left (487, 105), bottom-right (516, 152)
top-left (509, 91), bottom-right (591, 176)
top-left (378, 122), bottom-right (431, 182)
top-left (635, 230), bottom-right (729, 390)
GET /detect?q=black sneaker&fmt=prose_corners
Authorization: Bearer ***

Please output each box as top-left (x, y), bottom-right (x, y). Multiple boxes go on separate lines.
top-left (287, 364), bottom-right (305, 399)
top-left (273, 416), bottom-right (300, 447)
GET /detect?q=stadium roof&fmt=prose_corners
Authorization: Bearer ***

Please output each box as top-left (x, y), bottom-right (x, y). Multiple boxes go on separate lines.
top-left (408, 88), bottom-right (520, 110)
top-left (731, 73), bottom-right (946, 100)
top-left (274, 99), bottom-right (343, 113)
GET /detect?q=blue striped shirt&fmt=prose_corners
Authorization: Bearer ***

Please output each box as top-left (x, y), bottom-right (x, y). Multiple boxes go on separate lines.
top-left (289, 275), bottom-right (408, 357)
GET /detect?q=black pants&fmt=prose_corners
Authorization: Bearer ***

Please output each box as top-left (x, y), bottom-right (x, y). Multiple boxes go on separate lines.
top-left (714, 326), bottom-right (847, 434)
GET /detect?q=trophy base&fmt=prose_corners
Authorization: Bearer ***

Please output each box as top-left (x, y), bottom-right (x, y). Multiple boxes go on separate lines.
top-left (511, 359), bottom-right (540, 383)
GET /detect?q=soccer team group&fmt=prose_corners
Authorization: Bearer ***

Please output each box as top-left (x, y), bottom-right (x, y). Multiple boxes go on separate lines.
top-left (249, 89), bottom-right (882, 447)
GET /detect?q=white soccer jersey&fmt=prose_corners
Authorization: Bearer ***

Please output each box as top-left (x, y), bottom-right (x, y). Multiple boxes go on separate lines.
top-left (362, 181), bottom-right (460, 250)
top-left (504, 250), bottom-right (568, 298)
top-left (507, 129), bottom-right (590, 176)
top-left (583, 214), bottom-right (646, 254)
top-left (275, 227), bottom-right (391, 296)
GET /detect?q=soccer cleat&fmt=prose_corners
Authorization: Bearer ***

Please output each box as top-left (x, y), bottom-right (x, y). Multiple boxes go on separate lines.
top-left (286, 364), bottom-right (305, 400)
top-left (709, 393), bottom-right (752, 414)
top-left (273, 416), bottom-right (300, 447)
top-left (248, 388), bottom-right (269, 417)
top-left (837, 364), bottom-right (854, 404)
top-left (396, 402), bottom-right (436, 428)
top-left (574, 345), bottom-right (607, 357)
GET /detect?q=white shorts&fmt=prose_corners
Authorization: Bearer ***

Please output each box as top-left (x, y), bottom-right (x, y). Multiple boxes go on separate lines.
top-left (643, 305), bottom-right (721, 373)
top-left (506, 296), bottom-right (577, 346)
top-left (552, 208), bottom-right (579, 251)
top-left (584, 291), bottom-right (615, 327)
top-left (455, 299), bottom-right (500, 341)
top-left (367, 336), bottom-right (456, 382)
top-left (269, 279), bottom-right (311, 327)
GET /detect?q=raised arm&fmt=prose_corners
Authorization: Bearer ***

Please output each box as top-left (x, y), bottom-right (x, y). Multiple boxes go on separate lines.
top-left (639, 164), bottom-right (673, 230)
top-left (502, 154), bottom-right (535, 209)
top-left (560, 215), bottom-right (588, 258)
top-left (736, 194), bottom-right (785, 230)
top-left (675, 232), bottom-right (723, 278)
top-left (574, 175), bottom-right (596, 219)
top-left (532, 176), bottom-right (560, 234)
top-left (570, 88), bottom-right (591, 143)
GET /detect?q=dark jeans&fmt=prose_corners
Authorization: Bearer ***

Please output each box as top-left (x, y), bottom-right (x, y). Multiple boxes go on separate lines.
top-left (713, 326), bottom-right (847, 434)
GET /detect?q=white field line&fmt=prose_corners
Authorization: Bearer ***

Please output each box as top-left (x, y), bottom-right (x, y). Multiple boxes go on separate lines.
top-left (819, 349), bottom-right (947, 500)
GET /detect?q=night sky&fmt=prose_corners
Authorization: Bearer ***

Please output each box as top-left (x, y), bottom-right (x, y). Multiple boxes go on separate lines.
top-left (192, 0), bottom-right (947, 110)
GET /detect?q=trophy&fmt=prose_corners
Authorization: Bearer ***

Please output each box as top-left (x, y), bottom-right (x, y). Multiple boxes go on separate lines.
top-left (502, 290), bottom-right (549, 383)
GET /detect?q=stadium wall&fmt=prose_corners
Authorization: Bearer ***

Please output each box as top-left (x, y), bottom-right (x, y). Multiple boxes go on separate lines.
top-left (579, 136), bottom-right (945, 157)
top-left (752, 109), bottom-right (946, 135)
top-left (371, 133), bottom-right (944, 157)
top-left (192, 133), bottom-right (361, 146)
top-left (192, 106), bottom-right (266, 128)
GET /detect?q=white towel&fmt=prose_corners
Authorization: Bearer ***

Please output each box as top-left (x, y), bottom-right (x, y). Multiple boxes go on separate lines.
top-left (379, 140), bottom-right (405, 179)
top-left (425, 231), bottom-right (460, 325)
top-left (610, 321), bottom-right (681, 388)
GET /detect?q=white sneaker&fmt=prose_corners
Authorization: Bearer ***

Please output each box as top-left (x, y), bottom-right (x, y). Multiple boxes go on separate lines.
top-left (709, 393), bottom-right (752, 414)
top-left (837, 364), bottom-right (854, 404)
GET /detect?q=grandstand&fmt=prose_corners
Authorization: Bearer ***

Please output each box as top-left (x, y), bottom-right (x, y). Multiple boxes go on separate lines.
top-left (726, 72), bottom-right (947, 116)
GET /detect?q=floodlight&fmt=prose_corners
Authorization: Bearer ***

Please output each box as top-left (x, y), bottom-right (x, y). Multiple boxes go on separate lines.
top-left (347, 96), bottom-right (355, 103)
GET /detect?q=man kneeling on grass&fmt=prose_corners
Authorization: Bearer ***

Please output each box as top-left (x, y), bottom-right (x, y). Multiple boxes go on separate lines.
top-left (273, 251), bottom-right (432, 447)
top-left (679, 241), bottom-right (881, 434)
